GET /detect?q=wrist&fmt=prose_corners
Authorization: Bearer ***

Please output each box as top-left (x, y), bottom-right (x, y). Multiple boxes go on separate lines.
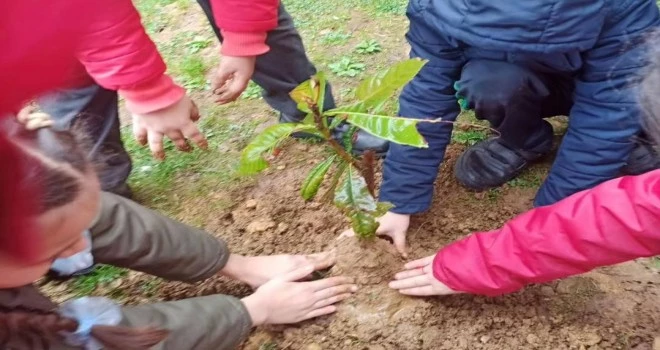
top-left (119, 75), bottom-right (185, 115)
top-left (219, 254), bottom-right (246, 280)
top-left (241, 294), bottom-right (268, 326)
top-left (220, 30), bottom-right (269, 56)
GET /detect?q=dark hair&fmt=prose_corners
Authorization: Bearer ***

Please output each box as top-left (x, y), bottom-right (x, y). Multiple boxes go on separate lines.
top-left (0, 117), bottom-right (169, 349)
top-left (0, 308), bottom-right (169, 350)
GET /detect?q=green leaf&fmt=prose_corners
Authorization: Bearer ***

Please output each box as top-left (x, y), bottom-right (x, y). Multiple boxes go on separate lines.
top-left (290, 79), bottom-right (313, 113)
top-left (374, 202), bottom-right (394, 217)
top-left (334, 165), bottom-right (378, 212)
top-left (314, 72), bottom-right (328, 113)
top-left (326, 111), bottom-right (428, 148)
top-left (334, 165), bottom-right (381, 238)
top-left (301, 155), bottom-right (336, 200)
top-left (349, 211), bottom-right (380, 239)
top-left (239, 123), bottom-right (319, 175)
top-left (340, 59), bottom-right (426, 114)
top-left (321, 161), bottom-right (348, 203)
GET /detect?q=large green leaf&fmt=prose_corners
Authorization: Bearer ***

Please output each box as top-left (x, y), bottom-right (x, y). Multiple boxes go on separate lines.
top-left (301, 155), bottom-right (336, 200)
top-left (326, 111), bottom-right (428, 148)
top-left (334, 165), bottom-right (378, 212)
top-left (355, 58), bottom-right (425, 105)
top-left (334, 165), bottom-right (381, 238)
top-left (238, 123), bottom-right (320, 175)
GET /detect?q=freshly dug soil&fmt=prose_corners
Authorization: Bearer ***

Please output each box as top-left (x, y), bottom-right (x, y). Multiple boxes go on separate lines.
top-left (94, 143), bottom-right (660, 349)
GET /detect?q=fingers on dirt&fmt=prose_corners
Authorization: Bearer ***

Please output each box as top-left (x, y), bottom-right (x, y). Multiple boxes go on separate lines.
top-left (394, 268), bottom-right (425, 280)
top-left (303, 305), bottom-right (337, 320)
top-left (310, 276), bottom-right (356, 291)
top-left (313, 293), bottom-right (353, 309)
top-left (147, 131), bottom-right (165, 160)
top-left (403, 256), bottom-right (434, 269)
top-left (182, 124), bottom-right (208, 150)
top-left (166, 130), bottom-right (192, 152)
top-left (133, 124), bottom-right (148, 146)
top-left (308, 250), bottom-right (337, 270)
top-left (389, 275), bottom-right (427, 290)
top-left (397, 286), bottom-right (437, 296)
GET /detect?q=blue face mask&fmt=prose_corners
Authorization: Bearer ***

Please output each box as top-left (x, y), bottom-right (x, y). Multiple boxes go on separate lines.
top-left (50, 230), bottom-right (94, 277)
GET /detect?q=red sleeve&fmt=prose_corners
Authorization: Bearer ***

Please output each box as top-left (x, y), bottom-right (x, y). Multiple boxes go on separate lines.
top-left (75, 0), bottom-right (184, 114)
top-left (433, 170), bottom-right (660, 297)
top-left (212, 0), bottom-right (279, 56)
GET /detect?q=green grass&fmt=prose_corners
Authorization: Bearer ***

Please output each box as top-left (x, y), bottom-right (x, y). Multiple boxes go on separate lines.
top-left (452, 130), bottom-right (488, 146)
top-left (135, 0), bottom-right (191, 34)
top-left (123, 112), bottom-right (262, 210)
top-left (241, 81), bottom-right (264, 100)
top-left (70, 265), bottom-right (127, 296)
top-left (507, 172), bottom-right (544, 188)
top-left (173, 56), bottom-right (209, 90)
top-left (259, 342), bottom-right (279, 350)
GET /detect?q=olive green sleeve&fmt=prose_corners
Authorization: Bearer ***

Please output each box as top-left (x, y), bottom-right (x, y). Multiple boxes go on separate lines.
top-left (89, 192), bottom-right (228, 283)
top-left (120, 295), bottom-right (253, 350)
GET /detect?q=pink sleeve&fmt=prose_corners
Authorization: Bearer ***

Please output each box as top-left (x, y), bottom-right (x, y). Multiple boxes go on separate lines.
top-left (75, 0), bottom-right (184, 114)
top-left (433, 170), bottom-right (660, 297)
top-left (212, 0), bottom-right (279, 56)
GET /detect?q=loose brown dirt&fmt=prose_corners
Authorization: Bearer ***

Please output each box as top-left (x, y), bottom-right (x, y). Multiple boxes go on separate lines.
top-left (115, 142), bottom-right (660, 350)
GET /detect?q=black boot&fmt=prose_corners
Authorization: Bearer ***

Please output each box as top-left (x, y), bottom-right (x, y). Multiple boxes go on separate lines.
top-left (279, 113), bottom-right (389, 156)
top-left (454, 121), bottom-right (553, 191)
top-left (621, 140), bottom-right (660, 175)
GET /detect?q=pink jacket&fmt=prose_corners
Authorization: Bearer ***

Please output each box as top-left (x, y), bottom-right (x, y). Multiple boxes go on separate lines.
top-left (433, 169), bottom-right (660, 296)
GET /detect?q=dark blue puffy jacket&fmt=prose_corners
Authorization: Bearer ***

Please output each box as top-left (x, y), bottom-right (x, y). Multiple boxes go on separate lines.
top-left (380, 0), bottom-right (660, 214)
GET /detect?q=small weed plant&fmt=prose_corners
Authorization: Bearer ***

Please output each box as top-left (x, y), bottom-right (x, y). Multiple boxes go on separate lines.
top-left (355, 39), bottom-right (383, 54)
top-left (329, 57), bottom-right (366, 77)
top-left (239, 59), bottom-right (431, 238)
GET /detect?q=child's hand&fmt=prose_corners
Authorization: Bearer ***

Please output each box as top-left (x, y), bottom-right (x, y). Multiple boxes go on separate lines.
top-left (389, 255), bottom-right (460, 296)
top-left (241, 265), bottom-right (357, 326)
top-left (131, 95), bottom-right (207, 160)
top-left (212, 56), bottom-right (257, 104)
top-left (340, 211), bottom-right (410, 257)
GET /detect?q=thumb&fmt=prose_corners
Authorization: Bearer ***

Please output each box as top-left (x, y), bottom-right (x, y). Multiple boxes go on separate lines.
top-left (392, 232), bottom-right (408, 258)
top-left (279, 264), bottom-right (315, 282)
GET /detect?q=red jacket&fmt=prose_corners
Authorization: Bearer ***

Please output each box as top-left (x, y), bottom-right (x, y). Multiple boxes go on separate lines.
top-left (0, 0), bottom-right (279, 115)
top-left (433, 170), bottom-right (660, 296)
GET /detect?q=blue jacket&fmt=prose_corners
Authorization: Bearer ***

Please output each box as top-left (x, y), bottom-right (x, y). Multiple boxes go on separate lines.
top-left (380, 0), bottom-right (660, 214)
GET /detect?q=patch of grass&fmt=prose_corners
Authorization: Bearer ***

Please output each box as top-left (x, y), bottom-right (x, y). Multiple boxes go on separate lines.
top-left (355, 39), bottom-right (383, 54)
top-left (173, 56), bottom-right (208, 90)
top-left (329, 56), bottom-right (366, 77)
top-left (135, 0), bottom-right (190, 34)
top-left (124, 113), bottom-right (262, 208)
top-left (452, 130), bottom-right (488, 146)
top-left (321, 31), bottom-right (352, 45)
top-left (70, 265), bottom-right (127, 296)
top-left (259, 342), bottom-right (279, 350)
top-left (241, 81), bottom-right (264, 100)
top-left (507, 172), bottom-right (544, 188)
top-left (486, 188), bottom-right (501, 201)
top-left (187, 36), bottom-right (213, 54)
top-left (140, 278), bottom-right (163, 297)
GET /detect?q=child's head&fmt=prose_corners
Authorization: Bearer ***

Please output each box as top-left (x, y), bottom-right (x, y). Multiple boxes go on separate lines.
top-left (0, 113), bottom-right (100, 288)
top-left (0, 113), bottom-right (169, 349)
